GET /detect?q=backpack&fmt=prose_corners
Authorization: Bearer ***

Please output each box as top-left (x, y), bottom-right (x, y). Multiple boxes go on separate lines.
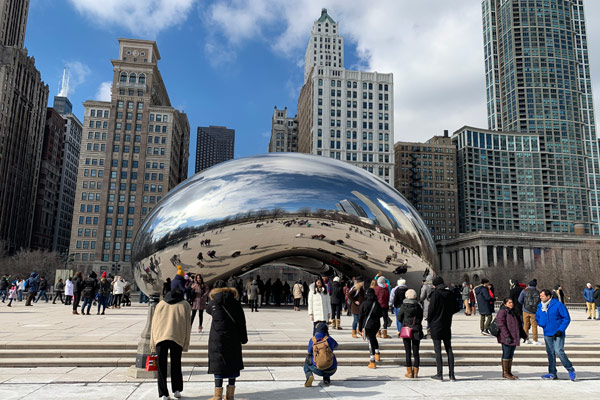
top-left (312, 335), bottom-right (334, 370)
top-left (524, 288), bottom-right (540, 312)
top-left (489, 318), bottom-right (500, 337)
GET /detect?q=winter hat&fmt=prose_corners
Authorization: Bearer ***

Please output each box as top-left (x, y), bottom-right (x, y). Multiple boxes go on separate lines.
top-left (432, 276), bottom-right (444, 287)
top-left (315, 321), bottom-right (329, 335)
top-left (176, 265), bottom-right (185, 276)
top-left (101, 272), bottom-right (107, 278)
top-left (587, 283), bottom-right (592, 287)
top-left (89, 271), bottom-right (97, 279)
top-left (528, 280), bottom-right (537, 287)
top-left (405, 289), bottom-right (417, 300)
top-left (377, 276), bottom-right (386, 285)
top-left (333, 277), bottom-right (340, 283)
top-left (397, 278), bottom-right (406, 286)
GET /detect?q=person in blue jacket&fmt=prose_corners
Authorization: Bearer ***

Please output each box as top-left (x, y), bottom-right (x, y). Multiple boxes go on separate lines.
top-left (535, 289), bottom-right (576, 381)
top-left (583, 283), bottom-right (596, 320)
top-left (304, 321), bottom-right (338, 387)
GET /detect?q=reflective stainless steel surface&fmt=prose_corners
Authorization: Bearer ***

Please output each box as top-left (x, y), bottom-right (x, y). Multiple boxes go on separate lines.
top-left (132, 153), bottom-right (437, 295)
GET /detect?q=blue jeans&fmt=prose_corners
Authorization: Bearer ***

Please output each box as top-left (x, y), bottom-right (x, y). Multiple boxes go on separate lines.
top-left (303, 359), bottom-right (337, 378)
top-left (501, 344), bottom-right (516, 359)
top-left (17, 290), bottom-right (23, 301)
top-left (35, 290), bottom-right (48, 302)
top-left (352, 314), bottom-right (358, 330)
top-left (394, 307), bottom-right (403, 332)
top-left (544, 335), bottom-right (574, 376)
top-left (97, 294), bottom-right (108, 313)
top-left (81, 297), bottom-right (93, 314)
top-left (0, 289), bottom-right (7, 301)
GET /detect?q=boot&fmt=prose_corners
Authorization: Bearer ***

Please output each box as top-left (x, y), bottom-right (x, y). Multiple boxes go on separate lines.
top-left (225, 385), bottom-right (235, 400)
top-left (374, 353), bottom-right (381, 361)
top-left (73, 310), bottom-right (79, 315)
top-left (336, 319), bottom-right (343, 330)
top-left (351, 329), bottom-right (358, 338)
top-left (405, 366), bottom-right (413, 378)
top-left (368, 360), bottom-right (376, 369)
top-left (412, 367), bottom-right (419, 378)
top-left (502, 359), bottom-right (515, 379)
top-left (209, 387), bottom-right (224, 400)
top-left (382, 329), bottom-right (392, 339)
top-left (376, 330), bottom-right (381, 338)
top-left (507, 359), bottom-right (518, 379)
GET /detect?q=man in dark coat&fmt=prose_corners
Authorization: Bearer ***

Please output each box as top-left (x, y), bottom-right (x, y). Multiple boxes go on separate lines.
top-left (330, 277), bottom-right (345, 330)
top-left (272, 278), bottom-right (283, 306)
top-left (475, 278), bottom-right (494, 335)
top-left (427, 276), bottom-right (460, 381)
top-left (207, 280), bottom-right (248, 400)
top-left (24, 272), bottom-right (39, 306)
top-left (509, 278), bottom-right (524, 316)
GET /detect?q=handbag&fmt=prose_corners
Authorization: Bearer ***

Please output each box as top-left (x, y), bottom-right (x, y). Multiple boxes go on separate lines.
top-left (400, 316), bottom-right (415, 339)
top-left (361, 302), bottom-right (376, 341)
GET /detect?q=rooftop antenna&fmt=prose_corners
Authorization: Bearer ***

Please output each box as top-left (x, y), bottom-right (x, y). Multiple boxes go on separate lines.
top-left (58, 65), bottom-right (70, 97)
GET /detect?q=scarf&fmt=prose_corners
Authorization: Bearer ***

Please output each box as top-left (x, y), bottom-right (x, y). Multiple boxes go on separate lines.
top-left (541, 299), bottom-right (551, 312)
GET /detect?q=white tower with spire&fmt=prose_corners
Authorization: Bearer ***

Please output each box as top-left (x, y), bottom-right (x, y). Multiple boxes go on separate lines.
top-left (58, 66), bottom-right (70, 97)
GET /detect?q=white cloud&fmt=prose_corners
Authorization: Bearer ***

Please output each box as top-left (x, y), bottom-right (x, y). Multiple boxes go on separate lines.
top-left (68, 0), bottom-right (196, 37)
top-left (95, 81), bottom-right (112, 101)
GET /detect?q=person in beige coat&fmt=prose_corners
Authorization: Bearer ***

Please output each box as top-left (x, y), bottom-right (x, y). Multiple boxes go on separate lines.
top-left (293, 280), bottom-right (304, 311)
top-left (150, 287), bottom-right (191, 400)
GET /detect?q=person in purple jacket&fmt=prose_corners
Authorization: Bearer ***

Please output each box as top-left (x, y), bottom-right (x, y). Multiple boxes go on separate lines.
top-left (496, 298), bottom-right (527, 380)
top-left (304, 321), bottom-right (338, 387)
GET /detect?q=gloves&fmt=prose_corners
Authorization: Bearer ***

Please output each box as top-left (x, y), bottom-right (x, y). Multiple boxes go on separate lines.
top-left (554, 330), bottom-right (564, 338)
top-left (505, 337), bottom-right (512, 344)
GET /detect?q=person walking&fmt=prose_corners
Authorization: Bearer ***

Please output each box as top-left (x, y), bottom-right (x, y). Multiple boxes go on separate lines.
top-left (583, 283), bottom-right (596, 320)
top-left (207, 280), bottom-right (248, 400)
top-left (191, 274), bottom-right (209, 332)
top-left (594, 284), bottom-right (600, 320)
top-left (52, 279), bottom-right (65, 304)
top-left (349, 277), bottom-right (365, 338)
top-left (272, 278), bottom-right (283, 307)
top-left (330, 277), bottom-right (345, 330)
top-left (496, 298), bottom-right (527, 379)
top-left (390, 278), bottom-right (408, 337)
top-left (397, 289), bottom-right (423, 379)
top-left (247, 278), bottom-right (259, 313)
top-left (97, 272), bottom-right (111, 315)
top-left (150, 287), bottom-right (192, 400)
top-left (80, 272), bottom-right (99, 315)
top-left (25, 272), bottom-right (40, 306)
top-left (374, 276), bottom-right (391, 339)
top-left (461, 282), bottom-right (471, 315)
top-left (0, 276), bottom-right (8, 302)
top-left (72, 272), bottom-right (83, 314)
top-left (420, 275), bottom-right (434, 337)
top-left (358, 288), bottom-right (383, 368)
top-left (16, 278), bottom-right (25, 302)
top-left (308, 278), bottom-right (332, 334)
top-left (34, 276), bottom-right (49, 303)
top-left (518, 280), bottom-right (542, 345)
top-left (428, 276), bottom-right (460, 381)
top-left (293, 280), bottom-right (304, 311)
top-left (536, 288), bottom-right (576, 381)
top-left (7, 284), bottom-right (17, 307)
top-left (475, 278), bottom-right (494, 335)
top-left (65, 277), bottom-right (74, 306)
top-left (303, 321), bottom-right (338, 387)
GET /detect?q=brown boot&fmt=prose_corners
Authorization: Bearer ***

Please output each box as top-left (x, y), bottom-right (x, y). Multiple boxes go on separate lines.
top-left (73, 310), bottom-right (79, 315)
top-left (376, 330), bottom-right (381, 338)
top-left (412, 367), bottom-right (419, 378)
top-left (336, 319), bottom-right (343, 330)
top-left (368, 360), bottom-right (376, 369)
top-left (209, 387), bottom-right (224, 400)
top-left (502, 359), bottom-right (515, 379)
top-left (225, 385), bottom-right (235, 400)
top-left (351, 329), bottom-right (358, 338)
top-left (404, 366), bottom-right (413, 378)
top-left (374, 353), bottom-right (381, 361)
top-left (507, 359), bottom-right (518, 379)
top-left (382, 329), bottom-right (392, 339)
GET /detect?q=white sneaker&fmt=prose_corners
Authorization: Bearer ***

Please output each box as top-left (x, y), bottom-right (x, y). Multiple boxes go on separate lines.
top-left (533, 341), bottom-right (543, 345)
top-left (526, 339), bottom-right (532, 344)
top-left (160, 396), bottom-right (170, 400)
top-left (174, 391), bottom-right (181, 398)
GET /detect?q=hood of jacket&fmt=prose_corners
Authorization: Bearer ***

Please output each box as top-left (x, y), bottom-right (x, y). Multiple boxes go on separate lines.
top-left (209, 287), bottom-right (239, 304)
top-left (164, 288), bottom-right (185, 304)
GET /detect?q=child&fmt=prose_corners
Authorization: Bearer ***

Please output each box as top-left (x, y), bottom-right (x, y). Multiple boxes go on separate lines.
top-left (7, 285), bottom-right (17, 307)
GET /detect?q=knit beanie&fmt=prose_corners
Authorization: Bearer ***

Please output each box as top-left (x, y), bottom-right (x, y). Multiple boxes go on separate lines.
top-left (405, 289), bottom-right (417, 300)
top-left (101, 272), bottom-right (107, 278)
top-left (377, 276), bottom-right (386, 285)
top-left (397, 278), bottom-right (406, 286)
top-left (176, 265), bottom-right (185, 276)
top-left (432, 276), bottom-right (444, 287)
top-left (528, 280), bottom-right (537, 287)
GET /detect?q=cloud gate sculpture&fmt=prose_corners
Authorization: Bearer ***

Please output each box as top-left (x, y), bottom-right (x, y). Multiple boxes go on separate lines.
top-left (132, 153), bottom-right (437, 296)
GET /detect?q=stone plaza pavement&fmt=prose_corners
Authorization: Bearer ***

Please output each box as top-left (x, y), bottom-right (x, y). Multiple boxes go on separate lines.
top-left (1, 300), bottom-right (599, 399)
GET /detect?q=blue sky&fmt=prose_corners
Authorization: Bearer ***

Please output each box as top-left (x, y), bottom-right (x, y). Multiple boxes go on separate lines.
top-left (26, 1), bottom-right (600, 178)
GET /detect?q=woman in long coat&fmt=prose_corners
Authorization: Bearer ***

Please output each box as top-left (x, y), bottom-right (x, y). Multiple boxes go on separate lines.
top-left (496, 298), bottom-right (526, 380)
top-left (191, 274), bottom-right (208, 332)
top-left (207, 280), bottom-right (247, 400)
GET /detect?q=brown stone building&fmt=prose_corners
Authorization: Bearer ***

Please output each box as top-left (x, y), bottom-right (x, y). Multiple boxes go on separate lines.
top-left (31, 109), bottom-right (65, 249)
top-left (69, 39), bottom-right (190, 276)
top-left (0, 0), bottom-right (49, 252)
top-left (394, 132), bottom-right (458, 241)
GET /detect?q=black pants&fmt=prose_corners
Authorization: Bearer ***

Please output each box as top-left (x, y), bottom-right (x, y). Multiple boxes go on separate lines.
top-left (432, 338), bottom-right (454, 376)
top-left (52, 292), bottom-right (64, 304)
top-left (156, 340), bottom-right (183, 397)
top-left (331, 303), bottom-right (342, 320)
top-left (113, 294), bottom-right (122, 307)
top-left (191, 309), bottom-right (204, 327)
top-left (65, 295), bottom-right (72, 305)
top-left (365, 328), bottom-right (379, 356)
top-left (248, 299), bottom-right (258, 311)
top-left (402, 338), bottom-right (420, 368)
top-left (72, 293), bottom-right (81, 311)
top-left (294, 298), bottom-right (301, 307)
top-left (25, 292), bottom-right (36, 306)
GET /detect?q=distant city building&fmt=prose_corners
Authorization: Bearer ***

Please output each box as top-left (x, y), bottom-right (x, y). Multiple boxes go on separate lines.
top-left (31, 109), bottom-right (65, 250)
top-left (195, 126), bottom-right (235, 173)
top-left (295, 9), bottom-right (394, 184)
top-left (268, 107), bottom-right (297, 152)
top-left (394, 131), bottom-right (459, 241)
top-left (0, 0), bottom-right (49, 252)
top-left (69, 39), bottom-right (190, 276)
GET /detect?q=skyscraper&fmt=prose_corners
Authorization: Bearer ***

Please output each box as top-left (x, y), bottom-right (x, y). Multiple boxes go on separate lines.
top-left (195, 126), bottom-right (234, 173)
top-left (268, 107), bottom-right (297, 152)
top-left (0, 0), bottom-right (49, 252)
top-left (69, 39), bottom-right (190, 275)
top-left (480, 0), bottom-right (598, 234)
top-left (296, 9), bottom-right (395, 184)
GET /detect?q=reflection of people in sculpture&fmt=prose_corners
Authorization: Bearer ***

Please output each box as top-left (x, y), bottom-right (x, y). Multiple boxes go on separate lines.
top-left (197, 252), bottom-right (203, 261)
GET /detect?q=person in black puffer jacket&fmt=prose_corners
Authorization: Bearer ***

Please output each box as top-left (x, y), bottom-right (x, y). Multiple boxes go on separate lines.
top-left (330, 277), bottom-right (345, 330)
top-left (397, 289), bottom-right (424, 379)
top-left (207, 280), bottom-right (247, 400)
top-left (80, 272), bottom-right (98, 315)
top-left (97, 272), bottom-right (112, 315)
top-left (72, 272), bottom-right (84, 314)
top-left (358, 288), bottom-right (383, 368)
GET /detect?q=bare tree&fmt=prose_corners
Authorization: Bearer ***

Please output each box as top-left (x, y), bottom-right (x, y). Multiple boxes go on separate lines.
top-left (0, 249), bottom-right (63, 282)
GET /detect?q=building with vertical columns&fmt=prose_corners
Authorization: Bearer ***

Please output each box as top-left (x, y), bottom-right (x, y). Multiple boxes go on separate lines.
top-left (294, 9), bottom-right (395, 185)
top-left (0, 0), bottom-right (49, 252)
top-left (268, 107), bottom-right (297, 152)
top-left (195, 125), bottom-right (234, 173)
top-left (394, 131), bottom-right (459, 241)
top-left (69, 39), bottom-right (190, 277)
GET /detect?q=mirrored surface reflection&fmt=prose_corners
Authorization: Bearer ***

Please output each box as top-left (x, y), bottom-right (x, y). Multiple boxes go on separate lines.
top-left (132, 154), bottom-right (437, 295)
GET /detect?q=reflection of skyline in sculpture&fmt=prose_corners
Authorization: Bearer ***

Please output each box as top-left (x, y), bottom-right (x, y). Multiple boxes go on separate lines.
top-left (132, 154), bottom-right (437, 296)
